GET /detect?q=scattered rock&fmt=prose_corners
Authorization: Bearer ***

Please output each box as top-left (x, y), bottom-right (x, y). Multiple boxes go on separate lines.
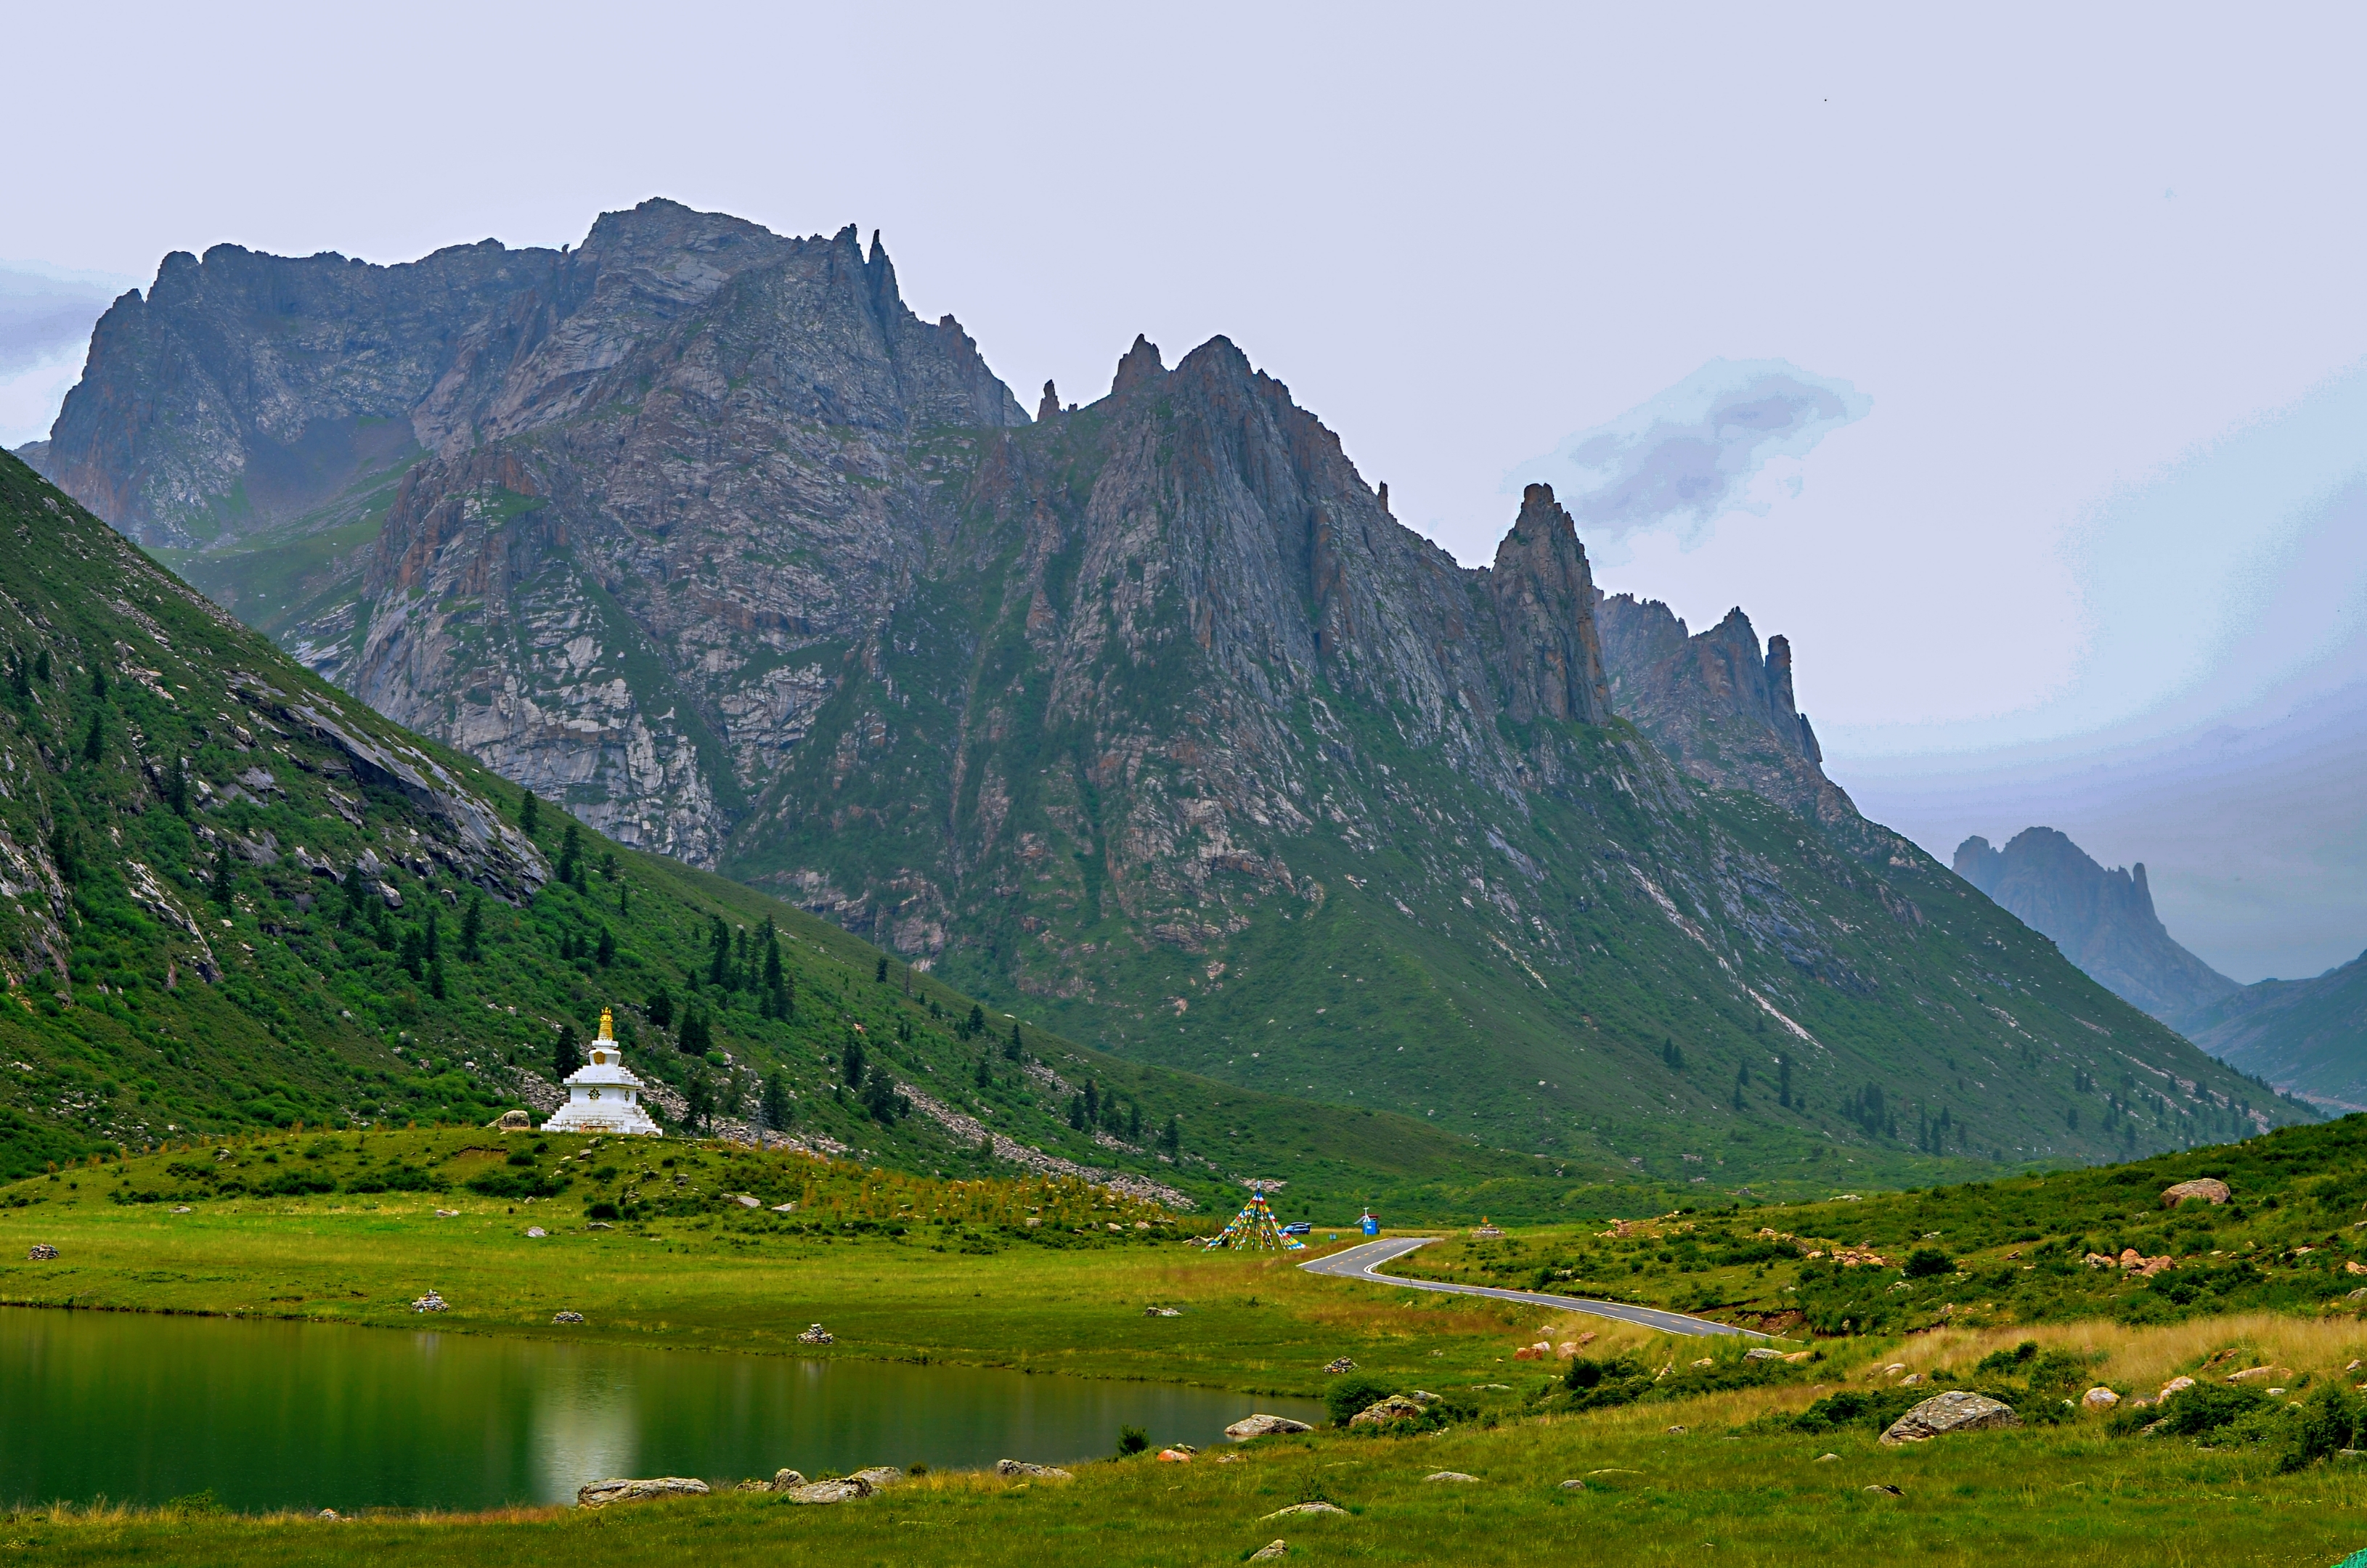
top-left (1144, 1306), bottom-right (1182, 1317)
top-left (2160, 1178), bottom-right (2231, 1208)
top-left (1157, 1448), bottom-right (1194, 1463)
top-left (734, 1194), bottom-right (762, 1209)
top-left (1261, 1500), bottom-right (1348, 1519)
top-left (1881, 1363), bottom-right (1907, 1378)
top-left (770, 1469), bottom-right (807, 1490)
top-left (1513, 1344), bottom-right (1549, 1361)
top-left (316, 1508), bottom-right (341, 1520)
top-left (2158, 1376), bottom-right (2196, 1398)
top-left (552, 1310), bottom-right (585, 1325)
top-left (1783, 1351), bottom-right (1815, 1365)
top-left (1665, 1425), bottom-right (1688, 1435)
top-left (1423, 1471), bottom-right (1481, 1484)
top-left (1880, 1391), bottom-right (2020, 1445)
top-left (487, 1110), bottom-right (533, 1132)
top-left (433, 1209), bottom-right (459, 1219)
top-left (1864, 1484), bottom-right (1904, 1497)
top-left (27, 1244), bottom-right (59, 1261)
top-left (1814, 1453), bottom-right (1839, 1463)
top-left (1745, 1347), bottom-right (1784, 1362)
top-left (770, 1203), bottom-right (797, 1214)
top-left (996, 1460), bottom-right (1073, 1480)
top-left (1409, 1390), bottom-right (1441, 1404)
top-left (1558, 1479), bottom-right (1586, 1490)
top-left (525, 1227), bottom-right (548, 1238)
top-left (782, 1477), bottom-right (873, 1505)
top-left (1213, 1454), bottom-right (1242, 1464)
top-left (847, 1467), bottom-right (902, 1490)
top-left (1350, 1395), bottom-right (1427, 1427)
top-left (2226, 1366), bottom-right (2294, 1385)
top-left (171, 1205), bottom-right (192, 1214)
top-left (2082, 1387), bottom-right (2120, 1410)
top-left (1226, 1414), bottom-right (1314, 1442)
top-left (1322, 1357), bottom-right (1357, 1373)
top-left (1899, 1373), bottom-right (1923, 1387)
top-left (577, 1477), bottom-right (709, 1508)
top-left (1691, 1357), bottom-right (1714, 1369)
top-left (410, 1290), bottom-right (449, 1313)
top-left (733, 1479), bottom-right (772, 1493)
top-left (797, 1323), bottom-right (834, 1344)
top-left (1249, 1542), bottom-right (1289, 1562)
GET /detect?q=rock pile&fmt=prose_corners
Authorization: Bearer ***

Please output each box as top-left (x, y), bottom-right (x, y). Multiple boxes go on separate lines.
top-left (1349, 1395), bottom-right (1426, 1427)
top-left (797, 1323), bottom-right (834, 1344)
top-left (995, 1460), bottom-right (1073, 1480)
top-left (552, 1310), bottom-right (585, 1324)
top-left (1321, 1357), bottom-right (1357, 1373)
top-left (410, 1289), bottom-right (449, 1313)
top-left (26, 1244), bottom-right (57, 1261)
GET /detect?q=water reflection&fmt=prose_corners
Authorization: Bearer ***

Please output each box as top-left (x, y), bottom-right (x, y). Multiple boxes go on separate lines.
top-left (0, 1308), bottom-right (1321, 1513)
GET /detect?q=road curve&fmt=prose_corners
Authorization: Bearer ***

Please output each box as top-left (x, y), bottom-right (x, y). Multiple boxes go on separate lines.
top-left (1300, 1236), bottom-right (1764, 1340)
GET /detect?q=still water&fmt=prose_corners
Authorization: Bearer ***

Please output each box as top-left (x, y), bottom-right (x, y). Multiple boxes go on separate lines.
top-left (0, 1307), bottom-right (1323, 1513)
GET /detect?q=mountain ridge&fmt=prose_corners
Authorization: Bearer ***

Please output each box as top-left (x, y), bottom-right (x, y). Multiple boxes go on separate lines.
top-left (17, 200), bottom-right (2317, 1177)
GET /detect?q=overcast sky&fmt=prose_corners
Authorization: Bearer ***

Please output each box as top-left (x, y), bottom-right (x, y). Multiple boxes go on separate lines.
top-left (7, 2), bottom-right (2363, 977)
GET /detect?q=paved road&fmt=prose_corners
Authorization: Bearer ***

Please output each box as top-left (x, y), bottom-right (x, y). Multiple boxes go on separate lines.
top-left (1300, 1236), bottom-right (1764, 1340)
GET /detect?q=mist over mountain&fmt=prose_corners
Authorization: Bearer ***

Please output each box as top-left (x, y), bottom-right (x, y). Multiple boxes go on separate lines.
top-left (15, 200), bottom-right (2311, 1177)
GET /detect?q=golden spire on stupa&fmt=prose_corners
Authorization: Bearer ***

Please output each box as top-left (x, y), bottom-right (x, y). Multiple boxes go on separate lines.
top-left (598, 1006), bottom-right (615, 1042)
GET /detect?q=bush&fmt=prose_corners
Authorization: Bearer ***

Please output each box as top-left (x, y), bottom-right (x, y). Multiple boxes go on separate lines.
top-left (1115, 1424), bottom-right (1149, 1457)
top-left (1902, 1247), bottom-right (1953, 1278)
top-left (2151, 1383), bottom-right (2268, 1438)
top-left (1324, 1375), bottom-right (1398, 1426)
top-left (2281, 1384), bottom-right (2359, 1471)
top-left (586, 1200), bottom-right (620, 1220)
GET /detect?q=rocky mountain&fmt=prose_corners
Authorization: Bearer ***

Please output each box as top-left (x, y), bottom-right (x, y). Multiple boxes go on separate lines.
top-left (1594, 594), bottom-right (1853, 823)
top-left (1952, 828), bottom-right (2239, 1023)
top-left (18, 201), bottom-right (2315, 1179)
top-left (0, 449), bottom-right (1565, 1213)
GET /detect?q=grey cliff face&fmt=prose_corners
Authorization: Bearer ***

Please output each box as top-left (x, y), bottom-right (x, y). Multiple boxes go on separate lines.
top-left (1952, 827), bottom-right (2238, 1024)
top-left (1594, 593), bottom-right (1849, 821)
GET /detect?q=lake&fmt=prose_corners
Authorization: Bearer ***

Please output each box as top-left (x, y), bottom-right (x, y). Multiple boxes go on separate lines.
top-left (0, 1307), bottom-right (1324, 1513)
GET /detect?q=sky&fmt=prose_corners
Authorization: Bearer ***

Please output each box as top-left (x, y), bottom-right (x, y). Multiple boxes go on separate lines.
top-left (5, 2), bottom-right (2363, 979)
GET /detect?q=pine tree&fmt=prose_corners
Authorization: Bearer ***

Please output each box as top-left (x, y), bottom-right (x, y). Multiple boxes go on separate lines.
top-left (1067, 1093), bottom-right (1088, 1130)
top-left (33, 649), bottom-right (51, 684)
top-left (1777, 1054), bottom-right (1793, 1109)
top-left (1661, 1038), bottom-right (1685, 1073)
top-left (343, 862), bottom-right (369, 912)
top-left (556, 823), bottom-right (581, 887)
top-left (968, 1004), bottom-right (986, 1040)
top-left (8, 649), bottom-right (28, 704)
top-left (842, 1034), bottom-right (865, 1088)
top-left (647, 986), bottom-right (673, 1028)
top-left (1006, 1020), bottom-right (1023, 1062)
top-left (163, 759), bottom-right (189, 817)
top-left (424, 910), bottom-right (440, 964)
top-left (89, 662), bottom-right (107, 700)
top-left (519, 789), bottom-right (539, 836)
top-left (974, 1055), bottom-right (993, 1090)
top-left (595, 927), bottom-right (615, 967)
top-left (875, 955), bottom-right (888, 983)
top-left (210, 845), bottom-right (235, 908)
top-left (459, 894), bottom-right (483, 962)
top-left (709, 916), bottom-right (730, 988)
top-left (555, 1022), bottom-right (582, 1080)
top-left (1083, 1078), bottom-right (1101, 1125)
top-left (681, 1007), bottom-right (712, 1056)
top-left (81, 709), bottom-right (103, 764)
top-left (684, 1072), bottom-right (714, 1135)
top-left (428, 954), bottom-right (447, 1001)
top-left (399, 925), bottom-right (425, 980)
top-left (1162, 1115), bottom-right (1181, 1156)
top-left (762, 1069), bottom-right (791, 1130)
top-left (1128, 1101), bottom-right (1143, 1140)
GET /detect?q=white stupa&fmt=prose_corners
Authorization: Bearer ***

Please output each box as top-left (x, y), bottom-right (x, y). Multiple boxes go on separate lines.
top-left (541, 1008), bottom-right (663, 1136)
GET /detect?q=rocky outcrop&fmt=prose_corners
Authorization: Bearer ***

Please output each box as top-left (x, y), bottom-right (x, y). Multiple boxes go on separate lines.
top-left (1952, 828), bottom-right (2238, 1024)
top-left (2160, 1177), bottom-right (2231, 1207)
top-left (576, 1477), bottom-right (709, 1508)
top-left (1484, 484), bottom-right (1613, 725)
top-left (1594, 595), bottom-right (1849, 822)
top-left (1878, 1390), bottom-right (2020, 1445)
top-left (1225, 1413), bottom-right (1314, 1441)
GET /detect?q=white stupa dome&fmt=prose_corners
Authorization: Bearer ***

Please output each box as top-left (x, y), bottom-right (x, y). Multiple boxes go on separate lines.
top-left (540, 1007), bottom-right (662, 1137)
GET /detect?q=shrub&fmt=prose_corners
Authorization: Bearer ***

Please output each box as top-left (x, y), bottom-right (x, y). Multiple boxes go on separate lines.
top-left (2151, 1383), bottom-right (2268, 1438)
top-left (1324, 1375), bottom-right (1398, 1426)
top-left (1115, 1424), bottom-right (1149, 1456)
top-left (1902, 1247), bottom-right (1953, 1278)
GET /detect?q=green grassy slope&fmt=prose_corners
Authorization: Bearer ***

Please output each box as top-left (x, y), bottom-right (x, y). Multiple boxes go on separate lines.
top-left (0, 451), bottom-right (1576, 1215)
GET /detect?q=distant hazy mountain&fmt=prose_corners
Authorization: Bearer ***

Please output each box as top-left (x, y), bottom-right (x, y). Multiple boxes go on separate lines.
top-left (2182, 953), bottom-right (2367, 1111)
top-left (1952, 828), bottom-right (2238, 1022)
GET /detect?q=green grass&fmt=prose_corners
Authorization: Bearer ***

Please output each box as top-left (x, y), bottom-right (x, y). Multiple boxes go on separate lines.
top-left (8, 1367), bottom-right (2365, 1566)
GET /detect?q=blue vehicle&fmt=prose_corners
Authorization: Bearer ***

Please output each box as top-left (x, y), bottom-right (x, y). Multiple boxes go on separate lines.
top-left (1281, 1221), bottom-right (1313, 1236)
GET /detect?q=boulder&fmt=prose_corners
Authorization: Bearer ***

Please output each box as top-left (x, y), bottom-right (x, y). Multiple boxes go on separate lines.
top-left (1249, 1543), bottom-right (1289, 1562)
top-left (2082, 1387), bottom-right (2120, 1410)
top-left (2226, 1365), bottom-right (2294, 1385)
top-left (1260, 1500), bottom-right (1348, 1519)
top-left (847, 1467), bottom-right (902, 1489)
top-left (487, 1109), bottom-right (533, 1131)
top-left (172, 1205), bottom-right (192, 1214)
top-left (2160, 1178), bottom-right (2231, 1208)
top-left (1144, 1306), bottom-right (1183, 1317)
top-left (1322, 1357), bottom-right (1358, 1373)
top-left (770, 1469), bottom-right (807, 1490)
top-left (552, 1310), bottom-right (585, 1325)
top-left (2158, 1376), bottom-right (2196, 1398)
top-left (26, 1244), bottom-right (58, 1261)
top-left (782, 1477), bottom-right (873, 1505)
top-left (1558, 1479), bottom-right (1586, 1490)
top-left (1814, 1453), bottom-right (1839, 1462)
top-left (577, 1477), bottom-right (710, 1508)
top-left (1225, 1414), bottom-right (1314, 1442)
top-left (1157, 1448), bottom-right (1194, 1463)
top-left (770, 1203), bottom-right (797, 1214)
top-left (1745, 1347), bottom-right (1784, 1362)
top-left (1349, 1395), bottom-right (1426, 1427)
top-left (734, 1194), bottom-right (762, 1209)
top-left (995, 1460), bottom-right (1073, 1480)
top-left (525, 1227), bottom-right (547, 1238)
top-left (1878, 1391), bottom-right (2021, 1445)
top-left (1424, 1471), bottom-right (1481, 1483)
top-left (1865, 1484), bottom-right (1904, 1497)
